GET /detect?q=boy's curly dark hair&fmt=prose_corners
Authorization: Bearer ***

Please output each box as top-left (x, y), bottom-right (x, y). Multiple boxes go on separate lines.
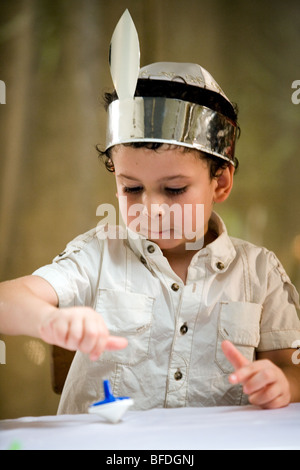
top-left (96, 78), bottom-right (240, 179)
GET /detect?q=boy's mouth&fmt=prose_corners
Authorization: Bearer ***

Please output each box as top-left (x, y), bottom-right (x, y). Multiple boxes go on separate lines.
top-left (148, 229), bottom-right (171, 238)
top-left (139, 226), bottom-right (183, 240)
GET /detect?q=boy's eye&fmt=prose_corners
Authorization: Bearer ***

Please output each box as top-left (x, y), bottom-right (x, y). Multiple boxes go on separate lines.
top-left (165, 186), bottom-right (187, 195)
top-left (122, 186), bottom-right (187, 195)
top-left (123, 186), bottom-right (143, 194)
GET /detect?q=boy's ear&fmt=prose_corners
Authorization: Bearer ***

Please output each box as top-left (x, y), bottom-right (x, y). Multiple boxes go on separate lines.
top-left (213, 165), bottom-right (235, 203)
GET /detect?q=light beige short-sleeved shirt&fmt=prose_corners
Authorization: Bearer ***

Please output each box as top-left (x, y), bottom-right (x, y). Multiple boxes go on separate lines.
top-left (33, 213), bottom-right (300, 414)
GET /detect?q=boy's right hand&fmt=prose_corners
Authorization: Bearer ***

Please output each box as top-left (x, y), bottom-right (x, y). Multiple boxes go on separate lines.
top-left (40, 307), bottom-right (128, 361)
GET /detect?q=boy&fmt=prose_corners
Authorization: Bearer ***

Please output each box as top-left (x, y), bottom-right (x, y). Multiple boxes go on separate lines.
top-left (0, 12), bottom-right (300, 413)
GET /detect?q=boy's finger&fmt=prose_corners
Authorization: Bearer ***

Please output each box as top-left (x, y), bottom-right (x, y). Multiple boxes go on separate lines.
top-left (89, 336), bottom-right (128, 361)
top-left (106, 335), bottom-right (128, 351)
top-left (221, 340), bottom-right (250, 371)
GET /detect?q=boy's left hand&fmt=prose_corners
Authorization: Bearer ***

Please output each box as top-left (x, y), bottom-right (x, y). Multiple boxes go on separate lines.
top-left (221, 340), bottom-right (291, 409)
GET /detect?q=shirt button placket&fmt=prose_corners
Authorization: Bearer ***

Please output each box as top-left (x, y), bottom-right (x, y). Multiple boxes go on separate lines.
top-left (166, 282), bottom-right (202, 408)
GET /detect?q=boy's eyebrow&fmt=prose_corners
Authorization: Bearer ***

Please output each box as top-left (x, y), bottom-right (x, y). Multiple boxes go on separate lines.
top-left (116, 174), bottom-right (140, 181)
top-left (117, 173), bottom-right (190, 182)
top-left (159, 175), bottom-right (191, 182)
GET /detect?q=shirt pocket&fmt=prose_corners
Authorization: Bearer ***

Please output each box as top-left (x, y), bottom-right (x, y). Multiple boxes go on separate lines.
top-left (95, 289), bottom-right (154, 366)
top-left (215, 301), bottom-right (263, 374)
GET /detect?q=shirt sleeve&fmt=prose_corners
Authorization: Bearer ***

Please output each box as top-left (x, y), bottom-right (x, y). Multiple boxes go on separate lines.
top-left (32, 228), bottom-right (103, 308)
top-left (257, 251), bottom-right (300, 351)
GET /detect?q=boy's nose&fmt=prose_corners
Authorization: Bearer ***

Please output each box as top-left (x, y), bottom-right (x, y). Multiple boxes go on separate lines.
top-left (142, 195), bottom-right (166, 219)
top-left (142, 203), bottom-right (166, 219)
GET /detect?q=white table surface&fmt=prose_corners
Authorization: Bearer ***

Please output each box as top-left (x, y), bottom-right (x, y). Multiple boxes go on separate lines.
top-left (1, 403), bottom-right (300, 450)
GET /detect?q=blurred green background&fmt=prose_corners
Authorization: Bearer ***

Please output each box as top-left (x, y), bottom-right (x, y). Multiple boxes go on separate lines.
top-left (0, 0), bottom-right (299, 419)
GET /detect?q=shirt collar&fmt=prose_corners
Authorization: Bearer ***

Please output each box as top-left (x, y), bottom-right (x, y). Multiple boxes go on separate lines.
top-left (196, 212), bottom-right (236, 273)
top-left (125, 212), bottom-right (236, 272)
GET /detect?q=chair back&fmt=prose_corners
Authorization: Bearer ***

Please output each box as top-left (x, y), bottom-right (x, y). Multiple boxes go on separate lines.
top-left (51, 346), bottom-right (75, 394)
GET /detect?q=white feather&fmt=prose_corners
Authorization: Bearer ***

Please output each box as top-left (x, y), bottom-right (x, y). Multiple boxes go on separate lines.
top-left (109, 10), bottom-right (140, 100)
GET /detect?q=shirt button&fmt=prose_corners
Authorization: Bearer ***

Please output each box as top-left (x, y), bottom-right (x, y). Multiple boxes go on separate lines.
top-left (216, 261), bottom-right (225, 270)
top-left (147, 245), bottom-right (155, 253)
top-left (180, 323), bottom-right (188, 335)
top-left (140, 256), bottom-right (147, 265)
top-left (171, 283), bottom-right (180, 291)
top-left (174, 369), bottom-right (183, 381)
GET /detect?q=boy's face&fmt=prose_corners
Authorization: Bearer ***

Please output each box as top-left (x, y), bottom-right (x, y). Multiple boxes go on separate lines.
top-left (112, 145), bottom-right (229, 252)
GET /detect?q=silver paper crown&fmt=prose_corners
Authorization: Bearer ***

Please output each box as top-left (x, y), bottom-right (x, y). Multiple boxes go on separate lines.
top-left (106, 10), bottom-right (237, 165)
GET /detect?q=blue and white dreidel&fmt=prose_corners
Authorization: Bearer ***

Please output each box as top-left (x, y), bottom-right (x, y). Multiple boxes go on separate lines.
top-left (88, 380), bottom-right (134, 423)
